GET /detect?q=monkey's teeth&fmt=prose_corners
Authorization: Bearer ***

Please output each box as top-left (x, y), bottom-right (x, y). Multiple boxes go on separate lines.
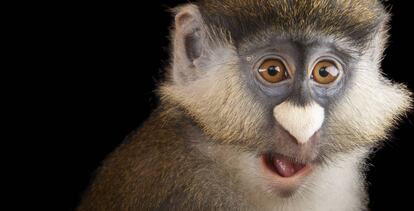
top-left (272, 158), bottom-right (305, 177)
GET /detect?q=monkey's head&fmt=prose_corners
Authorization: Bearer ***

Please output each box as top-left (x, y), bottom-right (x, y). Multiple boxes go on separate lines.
top-left (161, 0), bottom-right (412, 196)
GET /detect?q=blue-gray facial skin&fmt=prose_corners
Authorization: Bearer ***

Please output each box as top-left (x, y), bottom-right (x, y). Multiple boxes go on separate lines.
top-left (238, 37), bottom-right (355, 116)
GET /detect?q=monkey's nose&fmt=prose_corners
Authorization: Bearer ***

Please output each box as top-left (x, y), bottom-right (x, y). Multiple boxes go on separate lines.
top-left (273, 101), bottom-right (325, 144)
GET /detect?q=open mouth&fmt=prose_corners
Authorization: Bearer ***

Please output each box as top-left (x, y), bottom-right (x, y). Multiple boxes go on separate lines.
top-left (264, 153), bottom-right (308, 177)
top-left (260, 153), bottom-right (313, 191)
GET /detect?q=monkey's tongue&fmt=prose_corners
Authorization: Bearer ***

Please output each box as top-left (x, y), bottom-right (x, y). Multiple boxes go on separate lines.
top-left (272, 158), bottom-right (305, 177)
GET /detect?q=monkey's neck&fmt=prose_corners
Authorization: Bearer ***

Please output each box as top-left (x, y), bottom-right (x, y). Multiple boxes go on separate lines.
top-left (150, 100), bottom-right (369, 211)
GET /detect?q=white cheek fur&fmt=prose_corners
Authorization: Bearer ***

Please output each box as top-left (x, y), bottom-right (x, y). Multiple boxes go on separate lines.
top-left (273, 101), bottom-right (325, 144)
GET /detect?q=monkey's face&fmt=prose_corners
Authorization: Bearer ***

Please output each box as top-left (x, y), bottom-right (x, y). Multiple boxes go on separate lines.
top-left (162, 0), bottom-right (412, 195)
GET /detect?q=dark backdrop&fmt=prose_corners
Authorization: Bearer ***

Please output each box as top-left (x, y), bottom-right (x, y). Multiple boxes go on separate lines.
top-left (48, 1), bottom-right (413, 210)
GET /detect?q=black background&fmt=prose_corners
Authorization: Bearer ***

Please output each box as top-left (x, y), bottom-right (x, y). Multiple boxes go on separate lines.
top-left (36, 1), bottom-right (413, 210)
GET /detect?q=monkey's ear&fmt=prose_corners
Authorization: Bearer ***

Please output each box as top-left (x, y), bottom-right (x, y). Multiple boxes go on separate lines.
top-left (175, 5), bottom-right (203, 61)
top-left (172, 5), bottom-right (207, 84)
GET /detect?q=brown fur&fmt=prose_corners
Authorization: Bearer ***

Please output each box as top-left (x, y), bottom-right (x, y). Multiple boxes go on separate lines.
top-left (78, 1), bottom-right (412, 210)
top-left (77, 104), bottom-right (253, 210)
top-left (198, 0), bottom-right (387, 47)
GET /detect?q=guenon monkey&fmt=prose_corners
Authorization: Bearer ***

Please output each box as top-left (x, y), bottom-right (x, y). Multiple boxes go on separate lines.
top-left (78, 0), bottom-right (412, 210)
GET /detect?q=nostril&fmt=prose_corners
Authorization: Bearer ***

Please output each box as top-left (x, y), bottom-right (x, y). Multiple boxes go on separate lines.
top-left (308, 130), bottom-right (321, 144)
top-left (277, 125), bottom-right (301, 144)
top-left (278, 125), bottom-right (320, 145)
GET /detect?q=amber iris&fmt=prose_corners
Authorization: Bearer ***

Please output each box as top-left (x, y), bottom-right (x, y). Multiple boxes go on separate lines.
top-left (312, 61), bottom-right (340, 84)
top-left (258, 59), bottom-right (288, 83)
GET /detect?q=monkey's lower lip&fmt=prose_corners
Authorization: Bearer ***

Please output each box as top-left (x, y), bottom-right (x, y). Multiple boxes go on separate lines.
top-left (261, 153), bottom-right (313, 179)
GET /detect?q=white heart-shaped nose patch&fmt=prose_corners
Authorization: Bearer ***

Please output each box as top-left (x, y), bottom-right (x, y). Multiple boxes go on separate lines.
top-left (273, 102), bottom-right (325, 144)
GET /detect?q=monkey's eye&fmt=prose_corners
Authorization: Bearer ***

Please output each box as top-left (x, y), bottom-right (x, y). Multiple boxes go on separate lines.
top-left (311, 61), bottom-right (340, 84)
top-left (258, 59), bottom-right (288, 83)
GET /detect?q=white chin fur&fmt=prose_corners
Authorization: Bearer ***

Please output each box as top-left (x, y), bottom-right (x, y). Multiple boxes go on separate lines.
top-left (273, 101), bottom-right (325, 144)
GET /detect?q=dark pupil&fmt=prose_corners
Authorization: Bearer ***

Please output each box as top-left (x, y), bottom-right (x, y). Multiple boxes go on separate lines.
top-left (267, 66), bottom-right (279, 76)
top-left (319, 67), bottom-right (329, 77)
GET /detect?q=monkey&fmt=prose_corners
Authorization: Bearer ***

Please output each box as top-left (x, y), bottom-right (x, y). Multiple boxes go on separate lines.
top-left (77, 0), bottom-right (412, 210)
